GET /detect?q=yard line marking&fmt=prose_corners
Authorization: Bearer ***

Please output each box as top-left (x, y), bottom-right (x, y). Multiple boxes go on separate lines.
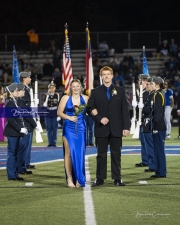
top-left (84, 156), bottom-right (97, 225)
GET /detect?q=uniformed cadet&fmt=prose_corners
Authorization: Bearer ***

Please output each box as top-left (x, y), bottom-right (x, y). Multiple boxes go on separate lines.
top-left (135, 74), bottom-right (149, 167)
top-left (163, 81), bottom-right (174, 139)
top-left (20, 71), bottom-right (35, 169)
top-left (16, 83), bottom-right (37, 175)
top-left (3, 83), bottom-right (28, 180)
top-left (150, 76), bottom-right (167, 178)
top-left (141, 77), bottom-right (156, 172)
top-left (43, 80), bottom-right (60, 147)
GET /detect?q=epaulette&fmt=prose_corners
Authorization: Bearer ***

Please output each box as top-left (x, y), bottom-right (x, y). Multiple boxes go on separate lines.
top-left (154, 91), bottom-right (164, 106)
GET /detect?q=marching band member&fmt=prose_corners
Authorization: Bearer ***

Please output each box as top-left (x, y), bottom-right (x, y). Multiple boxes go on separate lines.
top-left (141, 77), bottom-right (156, 172)
top-left (150, 77), bottom-right (167, 178)
top-left (4, 83), bottom-right (28, 180)
top-left (135, 74), bottom-right (149, 167)
top-left (20, 71), bottom-right (35, 169)
top-left (43, 80), bottom-right (60, 147)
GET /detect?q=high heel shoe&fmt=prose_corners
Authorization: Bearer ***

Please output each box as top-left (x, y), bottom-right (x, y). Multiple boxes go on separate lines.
top-left (67, 178), bottom-right (75, 188)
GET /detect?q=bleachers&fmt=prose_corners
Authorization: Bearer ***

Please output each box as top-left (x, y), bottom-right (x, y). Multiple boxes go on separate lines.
top-left (0, 49), bottom-right (164, 89)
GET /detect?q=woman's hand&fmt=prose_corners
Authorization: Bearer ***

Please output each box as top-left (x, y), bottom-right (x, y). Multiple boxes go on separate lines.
top-left (68, 116), bottom-right (77, 122)
top-left (91, 109), bottom-right (98, 116)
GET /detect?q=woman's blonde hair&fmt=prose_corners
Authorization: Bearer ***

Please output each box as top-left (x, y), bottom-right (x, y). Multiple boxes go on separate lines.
top-left (68, 79), bottom-right (83, 96)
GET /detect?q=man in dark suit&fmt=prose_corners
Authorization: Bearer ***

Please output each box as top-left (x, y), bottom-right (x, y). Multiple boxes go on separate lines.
top-left (87, 66), bottom-right (130, 187)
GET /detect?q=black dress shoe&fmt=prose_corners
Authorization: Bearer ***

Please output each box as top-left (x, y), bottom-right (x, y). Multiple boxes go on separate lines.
top-left (150, 175), bottom-right (166, 178)
top-left (114, 180), bottom-right (125, 186)
top-left (8, 177), bottom-right (24, 181)
top-left (135, 163), bottom-right (148, 167)
top-left (144, 169), bottom-right (155, 172)
top-left (26, 165), bottom-right (35, 169)
top-left (19, 171), bottom-right (33, 175)
top-left (91, 179), bottom-right (104, 187)
top-left (52, 145), bottom-right (57, 147)
top-left (47, 145), bottom-right (52, 147)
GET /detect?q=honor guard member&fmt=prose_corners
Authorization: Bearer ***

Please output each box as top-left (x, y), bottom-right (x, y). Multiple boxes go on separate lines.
top-left (16, 83), bottom-right (37, 175)
top-left (20, 71), bottom-right (35, 169)
top-left (135, 74), bottom-right (150, 167)
top-left (163, 81), bottom-right (174, 139)
top-left (150, 76), bottom-right (167, 178)
top-left (3, 83), bottom-right (28, 180)
top-left (43, 80), bottom-right (60, 147)
top-left (142, 77), bottom-right (156, 172)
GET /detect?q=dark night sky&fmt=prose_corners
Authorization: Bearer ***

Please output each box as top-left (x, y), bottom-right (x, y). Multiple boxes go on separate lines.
top-left (1, 0), bottom-right (180, 33)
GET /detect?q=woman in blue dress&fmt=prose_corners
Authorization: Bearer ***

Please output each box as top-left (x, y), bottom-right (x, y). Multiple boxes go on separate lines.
top-left (58, 79), bottom-right (88, 187)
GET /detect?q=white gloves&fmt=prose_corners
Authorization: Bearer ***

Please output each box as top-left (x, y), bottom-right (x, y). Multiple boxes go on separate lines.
top-left (35, 126), bottom-right (40, 131)
top-left (43, 102), bottom-right (47, 107)
top-left (34, 99), bottom-right (39, 106)
top-left (132, 100), bottom-right (137, 108)
top-left (57, 116), bottom-right (61, 121)
top-left (138, 102), bottom-right (144, 109)
top-left (20, 128), bottom-right (28, 135)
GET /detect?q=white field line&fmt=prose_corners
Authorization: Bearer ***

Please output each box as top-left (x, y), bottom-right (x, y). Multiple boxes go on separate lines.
top-left (83, 156), bottom-right (97, 225)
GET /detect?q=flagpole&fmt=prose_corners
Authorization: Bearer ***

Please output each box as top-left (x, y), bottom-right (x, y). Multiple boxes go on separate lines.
top-left (85, 22), bottom-right (94, 96)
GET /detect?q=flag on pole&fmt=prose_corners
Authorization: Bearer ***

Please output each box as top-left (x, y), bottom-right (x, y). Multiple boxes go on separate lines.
top-left (62, 23), bottom-right (73, 93)
top-left (85, 22), bottom-right (94, 96)
top-left (13, 45), bottom-right (20, 83)
top-left (142, 46), bottom-right (149, 75)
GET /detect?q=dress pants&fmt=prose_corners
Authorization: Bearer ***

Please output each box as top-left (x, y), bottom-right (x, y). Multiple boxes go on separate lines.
top-left (17, 133), bottom-right (30, 172)
top-left (85, 115), bottom-right (94, 145)
top-left (7, 136), bottom-right (21, 179)
top-left (144, 132), bottom-right (156, 170)
top-left (25, 131), bottom-right (33, 167)
top-left (139, 128), bottom-right (149, 165)
top-left (45, 117), bottom-right (58, 146)
top-left (96, 133), bottom-right (122, 180)
top-left (152, 131), bottom-right (166, 177)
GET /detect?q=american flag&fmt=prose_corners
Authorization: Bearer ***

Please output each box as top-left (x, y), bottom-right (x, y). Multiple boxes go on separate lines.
top-left (85, 23), bottom-right (94, 96)
top-left (62, 24), bottom-right (73, 93)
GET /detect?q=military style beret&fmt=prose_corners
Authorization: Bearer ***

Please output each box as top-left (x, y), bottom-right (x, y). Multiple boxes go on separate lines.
top-left (19, 71), bottom-right (31, 78)
top-left (147, 77), bottom-right (152, 83)
top-left (17, 83), bottom-right (25, 91)
top-left (138, 74), bottom-right (150, 80)
top-left (5, 83), bottom-right (18, 92)
top-left (152, 76), bottom-right (164, 84)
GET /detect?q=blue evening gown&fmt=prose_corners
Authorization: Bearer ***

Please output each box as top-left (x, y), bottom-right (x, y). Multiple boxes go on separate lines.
top-left (63, 95), bottom-right (86, 187)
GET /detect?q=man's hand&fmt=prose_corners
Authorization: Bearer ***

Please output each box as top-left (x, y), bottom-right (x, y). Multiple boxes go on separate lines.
top-left (177, 111), bottom-right (180, 116)
top-left (123, 130), bottom-right (130, 137)
top-left (20, 128), bottom-right (28, 135)
top-left (57, 116), bottom-right (61, 121)
top-left (132, 100), bottom-right (137, 108)
top-left (100, 117), bottom-right (109, 125)
top-left (34, 99), bottom-right (39, 105)
top-left (138, 102), bottom-right (144, 109)
top-left (43, 102), bottom-right (47, 107)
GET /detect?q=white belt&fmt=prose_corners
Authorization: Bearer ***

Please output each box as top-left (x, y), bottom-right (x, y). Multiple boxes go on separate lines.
top-left (47, 107), bottom-right (57, 110)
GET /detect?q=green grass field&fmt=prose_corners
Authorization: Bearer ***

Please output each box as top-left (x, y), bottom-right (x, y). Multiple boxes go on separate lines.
top-left (0, 127), bottom-right (180, 225)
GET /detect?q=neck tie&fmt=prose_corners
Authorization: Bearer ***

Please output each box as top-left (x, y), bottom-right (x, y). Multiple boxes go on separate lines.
top-left (106, 87), bottom-right (110, 100)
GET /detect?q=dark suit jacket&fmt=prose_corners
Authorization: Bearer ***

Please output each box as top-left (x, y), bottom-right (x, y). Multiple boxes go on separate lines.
top-left (3, 99), bottom-right (24, 137)
top-left (87, 84), bottom-right (130, 137)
